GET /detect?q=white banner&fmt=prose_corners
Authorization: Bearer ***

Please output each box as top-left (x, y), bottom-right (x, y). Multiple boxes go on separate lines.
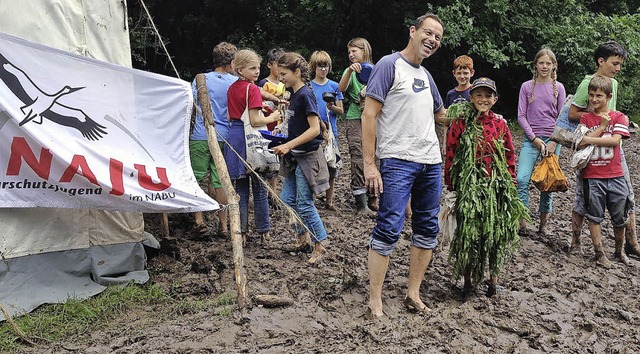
top-left (0, 33), bottom-right (218, 212)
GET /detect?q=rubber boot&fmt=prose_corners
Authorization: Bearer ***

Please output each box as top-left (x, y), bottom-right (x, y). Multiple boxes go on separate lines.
top-left (538, 212), bottom-right (550, 235)
top-left (355, 194), bottom-right (375, 215)
top-left (592, 233), bottom-right (612, 269)
top-left (614, 231), bottom-right (630, 265)
top-left (624, 213), bottom-right (640, 257)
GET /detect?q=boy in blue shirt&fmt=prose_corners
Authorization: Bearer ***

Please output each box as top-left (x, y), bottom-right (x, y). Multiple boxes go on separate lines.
top-left (190, 42), bottom-right (238, 237)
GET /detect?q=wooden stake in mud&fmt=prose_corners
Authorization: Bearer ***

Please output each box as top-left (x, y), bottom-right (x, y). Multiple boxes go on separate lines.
top-left (195, 74), bottom-right (247, 310)
top-left (161, 213), bottom-right (170, 237)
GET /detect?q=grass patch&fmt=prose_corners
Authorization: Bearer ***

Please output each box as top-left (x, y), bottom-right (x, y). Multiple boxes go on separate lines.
top-left (168, 292), bottom-right (236, 318)
top-left (0, 283), bottom-right (169, 352)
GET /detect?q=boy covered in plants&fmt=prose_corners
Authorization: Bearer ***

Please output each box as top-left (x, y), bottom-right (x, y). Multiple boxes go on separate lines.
top-left (576, 75), bottom-right (631, 268)
top-left (444, 77), bottom-right (527, 297)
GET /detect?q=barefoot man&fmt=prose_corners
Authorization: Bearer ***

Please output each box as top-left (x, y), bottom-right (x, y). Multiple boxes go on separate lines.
top-left (362, 13), bottom-right (447, 318)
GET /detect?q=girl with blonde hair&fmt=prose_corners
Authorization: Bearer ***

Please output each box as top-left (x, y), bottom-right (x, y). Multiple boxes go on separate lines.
top-left (225, 49), bottom-right (281, 244)
top-left (516, 48), bottom-right (567, 235)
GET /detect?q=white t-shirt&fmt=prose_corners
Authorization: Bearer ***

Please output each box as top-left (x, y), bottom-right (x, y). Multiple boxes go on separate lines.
top-left (366, 52), bottom-right (444, 164)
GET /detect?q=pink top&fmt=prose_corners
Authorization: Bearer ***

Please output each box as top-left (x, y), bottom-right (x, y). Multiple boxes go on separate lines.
top-left (517, 80), bottom-right (566, 140)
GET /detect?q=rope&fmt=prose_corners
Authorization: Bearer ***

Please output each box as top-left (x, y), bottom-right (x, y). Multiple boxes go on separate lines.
top-left (138, 0), bottom-right (181, 79)
top-left (215, 129), bottom-right (321, 244)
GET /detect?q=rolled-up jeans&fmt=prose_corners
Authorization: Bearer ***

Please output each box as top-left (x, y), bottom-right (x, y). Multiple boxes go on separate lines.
top-left (369, 158), bottom-right (442, 256)
top-left (516, 136), bottom-right (561, 213)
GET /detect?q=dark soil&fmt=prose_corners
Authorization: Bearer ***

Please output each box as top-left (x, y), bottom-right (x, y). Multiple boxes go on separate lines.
top-left (29, 124), bottom-right (640, 353)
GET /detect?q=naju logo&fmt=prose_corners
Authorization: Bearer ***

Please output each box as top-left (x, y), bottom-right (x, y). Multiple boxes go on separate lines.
top-left (0, 51), bottom-right (107, 140)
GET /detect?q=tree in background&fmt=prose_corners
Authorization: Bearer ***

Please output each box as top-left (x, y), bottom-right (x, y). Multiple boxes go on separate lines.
top-left (127, 0), bottom-right (640, 119)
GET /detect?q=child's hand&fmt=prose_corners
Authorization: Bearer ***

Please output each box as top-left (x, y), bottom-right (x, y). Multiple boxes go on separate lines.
top-left (599, 114), bottom-right (611, 127)
top-left (270, 110), bottom-right (281, 123)
top-left (273, 143), bottom-right (291, 156)
top-left (326, 101), bottom-right (334, 111)
top-left (545, 141), bottom-right (557, 157)
top-left (532, 137), bottom-right (547, 156)
top-left (349, 63), bottom-right (362, 73)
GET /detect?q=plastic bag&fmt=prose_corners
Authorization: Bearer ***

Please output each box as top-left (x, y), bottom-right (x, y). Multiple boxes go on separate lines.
top-left (240, 86), bottom-right (279, 173)
top-left (531, 155), bottom-right (568, 192)
top-left (323, 121), bottom-right (342, 169)
top-left (570, 124), bottom-right (594, 171)
top-left (438, 191), bottom-right (457, 246)
top-left (550, 94), bottom-right (577, 147)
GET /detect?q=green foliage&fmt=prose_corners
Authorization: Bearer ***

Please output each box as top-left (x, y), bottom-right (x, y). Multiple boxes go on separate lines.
top-left (436, 1), bottom-right (640, 116)
top-left (127, 1), bottom-right (640, 117)
top-left (447, 102), bottom-right (529, 284)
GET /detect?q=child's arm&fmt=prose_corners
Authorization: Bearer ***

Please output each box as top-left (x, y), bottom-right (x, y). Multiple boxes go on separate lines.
top-left (272, 114), bottom-right (321, 155)
top-left (516, 83), bottom-right (534, 139)
top-left (502, 124), bottom-right (518, 181)
top-left (327, 99), bottom-right (344, 116)
top-left (443, 120), bottom-right (463, 190)
top-left (581, 134), bottom-right (622, 147)
top-left (338, 65), bottom-right (359, 93)
top-left (578, 113), bottom-right (613, 147)
top-left (260, 88), bottom-right (282, 104)
top-left (249, 108), bottom-right (280, 127)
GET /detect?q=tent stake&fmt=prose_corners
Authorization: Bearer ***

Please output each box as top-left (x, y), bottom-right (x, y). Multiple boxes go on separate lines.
top-left (195, 74), bottom-right (247, 310)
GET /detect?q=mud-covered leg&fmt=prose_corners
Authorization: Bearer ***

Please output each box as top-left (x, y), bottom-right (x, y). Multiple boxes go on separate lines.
top-left (614, 226), bottom-right (630, 265)
top-left (569, 211), bottom-right (584, 254)
top-left (624, 212), bottom-right (640, 256)
top-left (538, 212), bottom-right (550, 235)
top-left (589, 222), bottom-right (612, 269)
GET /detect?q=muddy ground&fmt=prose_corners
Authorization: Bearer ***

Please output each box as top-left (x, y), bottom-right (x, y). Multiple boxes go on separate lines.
top-left (30, 124), bottom-right (640, 353)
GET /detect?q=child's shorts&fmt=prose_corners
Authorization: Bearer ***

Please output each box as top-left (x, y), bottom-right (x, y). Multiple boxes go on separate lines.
top-left (584, 177), bottom-right (631, 227)
top-left (576, 149), bottom-right (635, 216)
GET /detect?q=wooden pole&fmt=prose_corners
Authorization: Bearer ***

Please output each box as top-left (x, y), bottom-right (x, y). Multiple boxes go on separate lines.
top-left (161, 213), bottom-right (170, 237)
top-left (195, 74), bottom-right (247, 310)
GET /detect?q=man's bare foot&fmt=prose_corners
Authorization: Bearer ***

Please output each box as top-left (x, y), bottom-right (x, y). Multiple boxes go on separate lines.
top-left (364, 306), bottom-right (384, 320)
top-left (403, 296), bottom-right (431, 313)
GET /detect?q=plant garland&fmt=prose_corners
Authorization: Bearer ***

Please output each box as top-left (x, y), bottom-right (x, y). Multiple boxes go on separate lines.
top-left (446, 102), bottom-right (530, 285)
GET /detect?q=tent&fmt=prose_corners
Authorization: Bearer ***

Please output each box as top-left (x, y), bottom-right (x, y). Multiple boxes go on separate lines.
top-left (0, 0), bottom-right (157, 320)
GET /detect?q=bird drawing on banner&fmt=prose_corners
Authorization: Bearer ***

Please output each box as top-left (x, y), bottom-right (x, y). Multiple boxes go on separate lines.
top-left (0, 51), bottom-right (107, 141)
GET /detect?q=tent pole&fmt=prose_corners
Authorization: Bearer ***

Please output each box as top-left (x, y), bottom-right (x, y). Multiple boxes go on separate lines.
top-left (195, 74), bottom-right (247, 310)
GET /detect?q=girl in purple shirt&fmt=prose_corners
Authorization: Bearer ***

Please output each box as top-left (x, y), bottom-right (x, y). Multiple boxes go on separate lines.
top-left (516, 48), bottom-right (567, 235)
